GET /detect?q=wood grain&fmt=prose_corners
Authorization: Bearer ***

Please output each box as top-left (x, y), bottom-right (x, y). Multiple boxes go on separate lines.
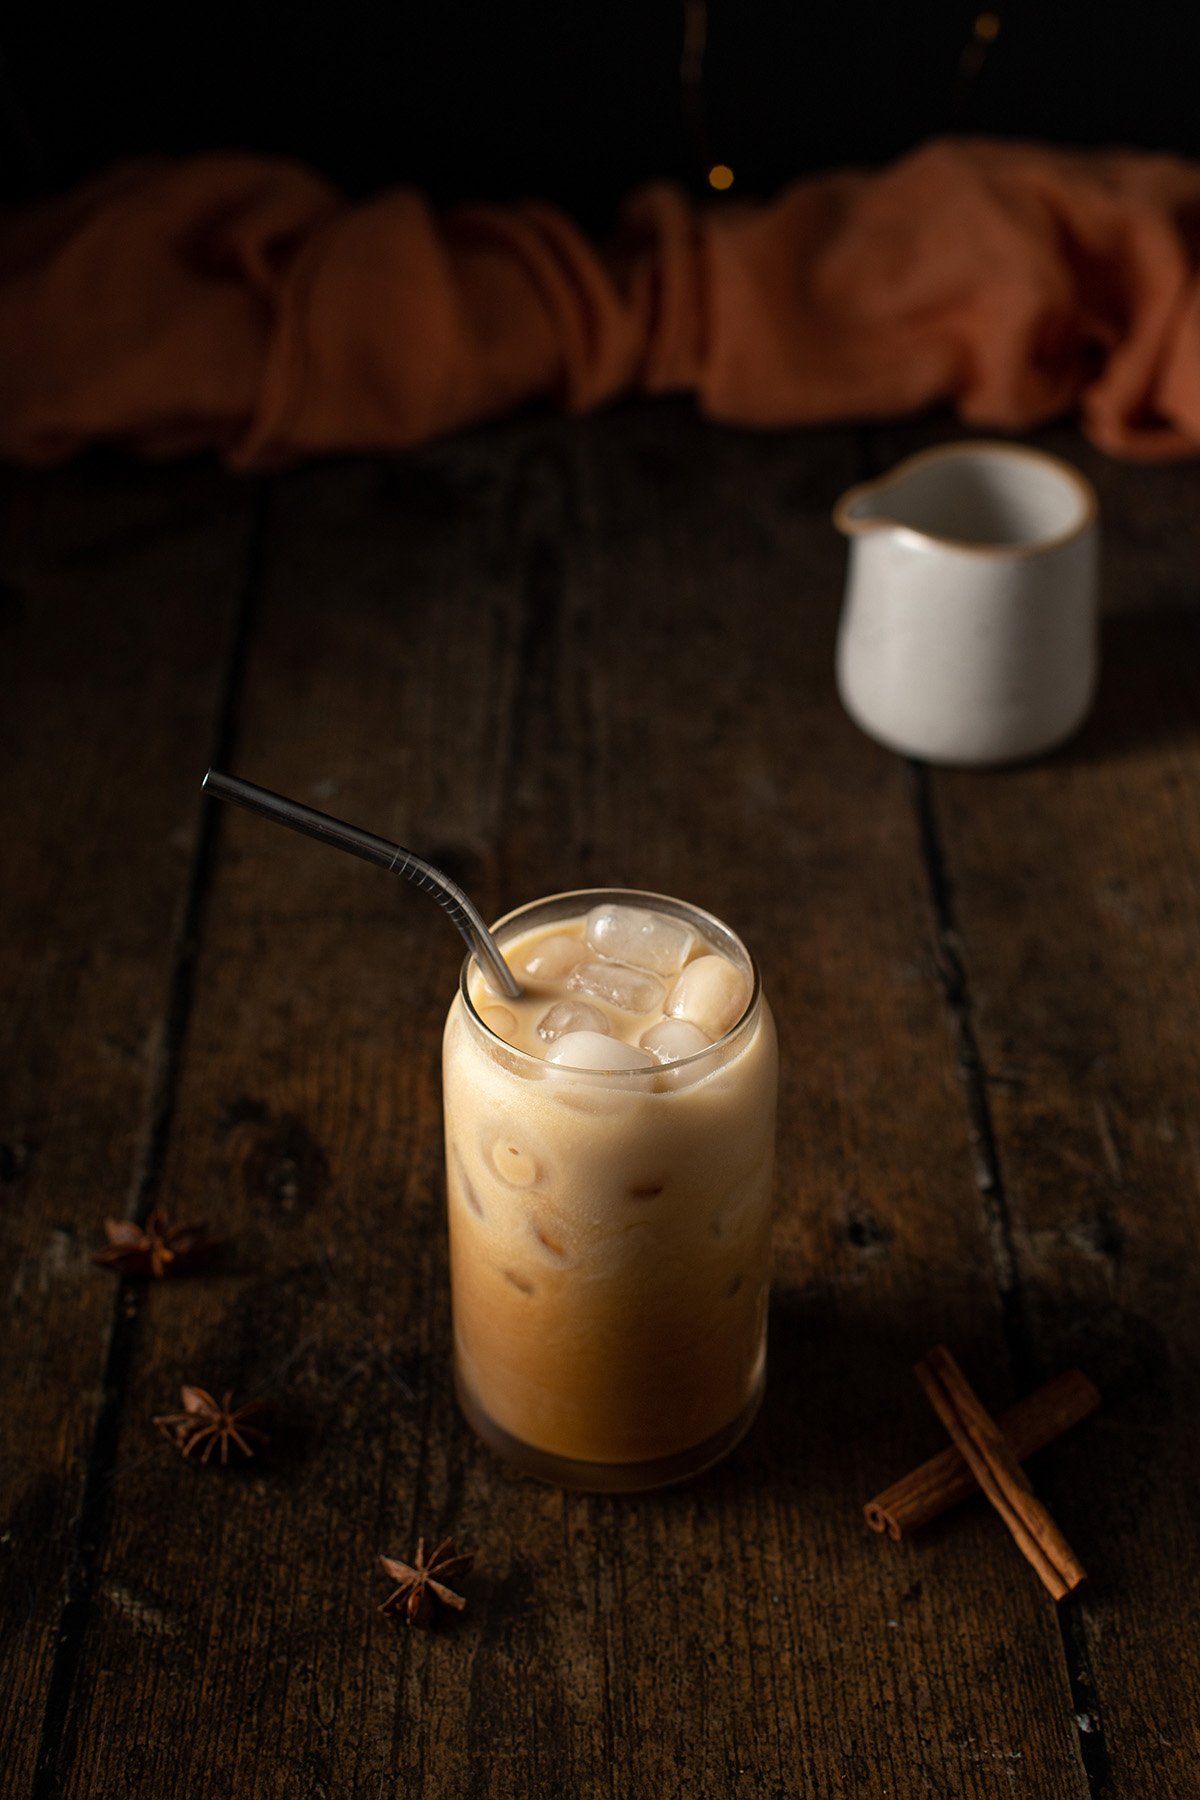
top-left (0, 458), bottom-right (258, 1792)
top-left (38, 413), bottom-right (1089, 1798)
top-left (871, 421), bottom-right (1200, 1796)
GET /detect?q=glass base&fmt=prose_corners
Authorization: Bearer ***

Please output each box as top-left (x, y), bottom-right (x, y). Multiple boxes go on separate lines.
top-left (454, 1366), bottom-right (765, 1493)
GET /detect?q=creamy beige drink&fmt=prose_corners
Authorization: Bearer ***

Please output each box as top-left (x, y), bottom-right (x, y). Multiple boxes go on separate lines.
top-left (442, 890), bottom-right (777, 1491)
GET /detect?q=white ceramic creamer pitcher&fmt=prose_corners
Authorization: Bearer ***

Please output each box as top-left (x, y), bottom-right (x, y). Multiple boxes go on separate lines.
top-left (834, 441), bottom-right (1100, 765)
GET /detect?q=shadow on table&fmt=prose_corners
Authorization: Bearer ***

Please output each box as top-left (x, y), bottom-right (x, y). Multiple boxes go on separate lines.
top-left (641, 1279), bottom-right (1177, 1591)
top-left (1053, 609), bottom-right (1200, 769)
top-left (647, 1284), bottom-right (972, 1519)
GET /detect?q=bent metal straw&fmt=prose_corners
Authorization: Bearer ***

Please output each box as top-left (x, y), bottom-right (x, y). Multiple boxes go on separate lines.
top-left (201, 769), bottom-right (521, 1001)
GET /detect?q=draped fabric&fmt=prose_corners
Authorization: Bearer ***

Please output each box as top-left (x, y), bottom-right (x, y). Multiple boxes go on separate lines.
top-left (4, 138), bottom-right (1200, 467)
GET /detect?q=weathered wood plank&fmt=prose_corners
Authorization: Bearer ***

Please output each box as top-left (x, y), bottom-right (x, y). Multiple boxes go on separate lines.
top-left (869, 420), bottom-right (1200, 1799)
top-left (0, 458), bottom-right (258, 1792)
top-left (53, 412), bottom-right (1085, 1798)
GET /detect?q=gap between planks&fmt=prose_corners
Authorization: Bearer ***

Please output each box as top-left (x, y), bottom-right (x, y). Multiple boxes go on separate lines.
top-left (907, 760), bottom-right (1114, 1800)
top-left (30, 483), bottom-right (273, 1800)
top-left (854, 421), bottom-right (1113, 1798)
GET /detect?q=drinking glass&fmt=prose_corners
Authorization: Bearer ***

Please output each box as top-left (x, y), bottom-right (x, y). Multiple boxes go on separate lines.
top-left (442, 888), bottom-right (777, 1492)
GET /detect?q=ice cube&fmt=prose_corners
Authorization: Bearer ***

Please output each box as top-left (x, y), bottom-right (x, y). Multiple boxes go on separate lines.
top-left (544, 1031), bottom-right (656, 1071)
top-left (451, 1151), bottom-right (485, 1219)
top-left (480, 1004), bottom-right (519, 1044)
top-left (567, 961), bottom-right (665, 1014)
top-left (639, 1017), bottom-right (711, 1065)
top-left (528, 1216), bottom-right (569, 1262)
top-left (489, 1138), bottom-right (541, 1188)
top-left (520, 933), bottom-right (587, 980)
top-left (537, 999), bottom-right (611, 1043)
top-left (665, 954), bottom-right (750, 1039)
top-left (585, 903), bottom-right (695, 975)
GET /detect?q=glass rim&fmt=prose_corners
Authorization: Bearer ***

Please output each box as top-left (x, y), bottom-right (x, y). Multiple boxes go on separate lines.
top-left (459, 886), bottom-right (762, 1079)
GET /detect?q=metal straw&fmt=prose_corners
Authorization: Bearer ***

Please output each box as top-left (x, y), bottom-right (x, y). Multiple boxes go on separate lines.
top-left (201, 770), bottom-right (522, 1000)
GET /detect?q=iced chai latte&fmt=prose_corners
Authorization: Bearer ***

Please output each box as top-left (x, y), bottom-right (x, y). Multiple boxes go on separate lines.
top-left (442, 890), bottom-right (777, 1490)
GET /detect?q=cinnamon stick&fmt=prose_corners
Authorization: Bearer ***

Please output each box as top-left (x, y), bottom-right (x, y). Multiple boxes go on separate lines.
top-left (914, 1346), bottom-right (1088, 1601)
top-left (865, 1369), bottom-right (1099, 1541)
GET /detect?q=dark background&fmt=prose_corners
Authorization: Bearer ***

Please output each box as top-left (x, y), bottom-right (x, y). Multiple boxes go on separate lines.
top-left (3, 1), bottom-right (1200, 221)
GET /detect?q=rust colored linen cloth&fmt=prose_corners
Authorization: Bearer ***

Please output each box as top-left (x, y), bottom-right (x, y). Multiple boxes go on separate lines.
top-left (3, 137), bottom-right (1200, 467)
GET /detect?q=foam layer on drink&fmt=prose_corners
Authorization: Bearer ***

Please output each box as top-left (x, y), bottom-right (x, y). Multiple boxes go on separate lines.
top-left (443, 902), bottom-right (776, 1469)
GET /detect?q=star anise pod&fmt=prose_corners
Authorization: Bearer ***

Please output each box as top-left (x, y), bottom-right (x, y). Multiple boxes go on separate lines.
top-left (93, 1207), bottom-right (215, 1278)
top-left (379, 1537), bottom-right (474, 1627)
top-left (153, 1386), bottom-right (271, 1464)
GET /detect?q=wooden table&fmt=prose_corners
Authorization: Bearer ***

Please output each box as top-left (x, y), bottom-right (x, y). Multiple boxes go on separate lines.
top-left (3, 407), bottom-right (1198, 1800)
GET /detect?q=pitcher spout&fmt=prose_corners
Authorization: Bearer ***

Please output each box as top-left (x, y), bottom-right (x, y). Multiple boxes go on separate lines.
top-left (833, 478), bottom-right (896, 538)
top-left (833, 440), bottom-right (1098, 552)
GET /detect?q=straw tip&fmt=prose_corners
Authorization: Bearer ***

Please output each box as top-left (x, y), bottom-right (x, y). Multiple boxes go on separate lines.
top-left (201, 768), bottom-right (214, 790)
